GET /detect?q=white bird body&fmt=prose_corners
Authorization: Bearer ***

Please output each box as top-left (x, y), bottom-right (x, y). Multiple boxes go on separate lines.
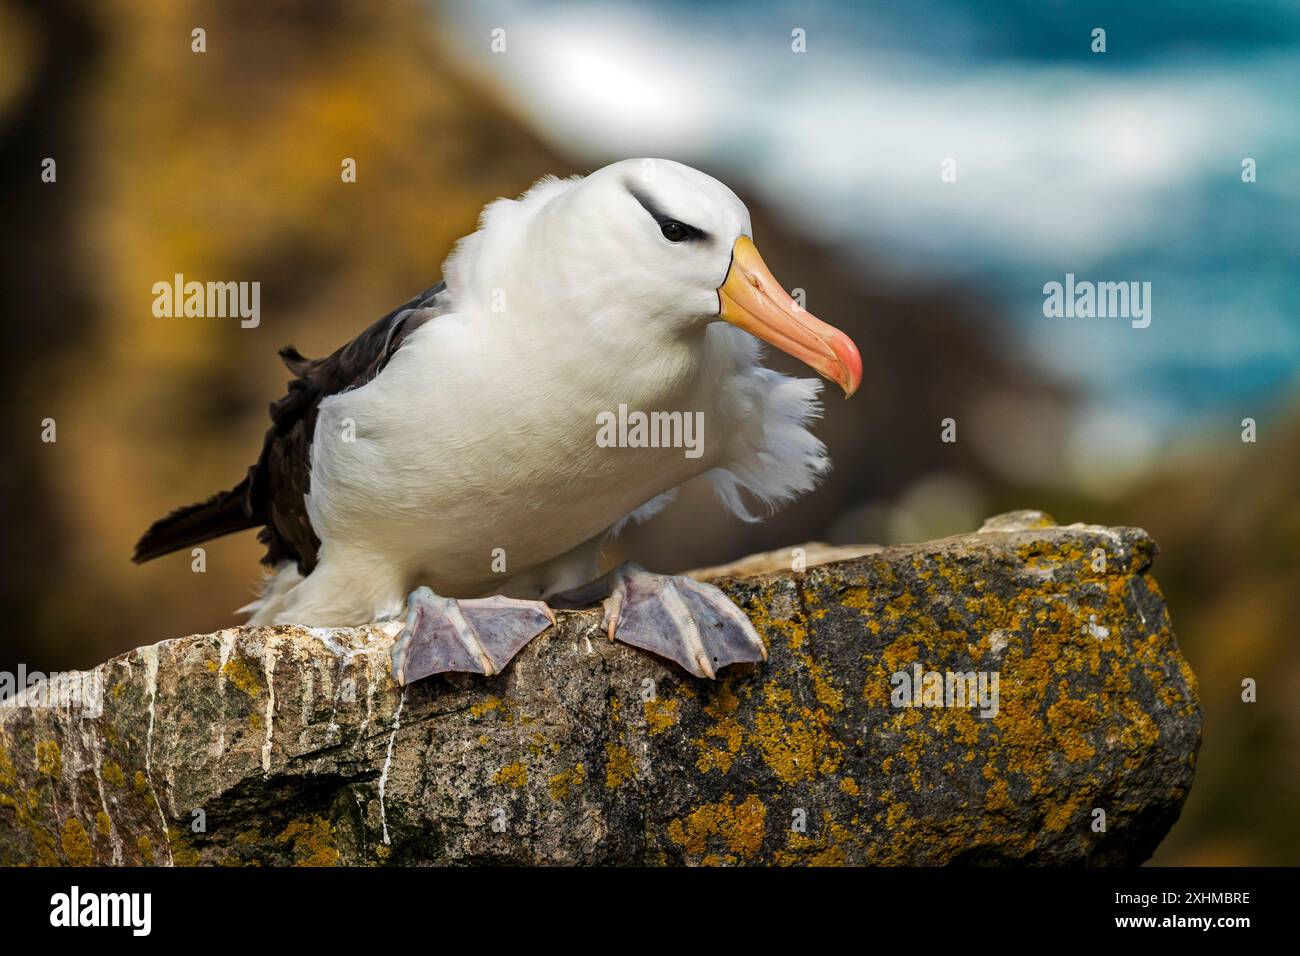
top-left (253, 168), bottom-right (829, 625)
top-left (139, 159), bottom-right (860, 680)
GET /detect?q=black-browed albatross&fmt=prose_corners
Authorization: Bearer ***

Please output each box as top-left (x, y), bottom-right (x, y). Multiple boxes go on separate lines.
top-left (134, 159), bottom-right (862, 684)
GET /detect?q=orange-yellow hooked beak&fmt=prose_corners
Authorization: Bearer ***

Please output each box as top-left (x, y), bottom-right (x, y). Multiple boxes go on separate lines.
top-left (717, 236), bottom-right (862, 398)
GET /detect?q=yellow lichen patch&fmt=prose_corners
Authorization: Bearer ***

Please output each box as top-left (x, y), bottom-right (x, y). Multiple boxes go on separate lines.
top-left (1047, 698), bottom-right (1102, 763)
top-left (493, 761), bottom-right (529, 789)
top-left (840, 586), bottom-right (874, 611)
top-left (839, 777), bottom-right (860, 796)
top-left (1177, 657), bottom-right (1199, 708)
top-left (136, 835), bottom-right (154, 863)
top-left (774, 811), bottom-right (853, 866)
top-left (1043, 792), bottom-right (1088, 833)
top-left (62, 817), bottom-right (93, 865)
top-left (167, 827), bottom-right (200, 867)
top-left (95, 811), bottom-right (113, 838)
top-left (927, 704), bottom-right (984, 748)
top-left (692, 678), bottom-right (745, 774)
top-left (884, 800), bottom-right (910, 829)
top-left (0, 788), bottom-right (60, 865)
top-left (222, 657), bottom-right (262, 698)
top-left (808, 658), bottom-right (845, 712)
top-left (0, 744), bottom-right (15, 788)
top-left (863, 636), bottom-right (922, 706)
top-left (1119, 698), bottom-right (1160, 754)
top-left (666, 794), bottom-right (767, 862)
top-left (985, 776), bottom-right (1014, 814)
top-left (249, 712), bottom-right (263, 730)
top-left (644, 697), bottom-right (679, 735)
top-left (753, 683), bottom-right (842, 785)
top-left (743, 599), bottom-right (803, 650)
top-left (102, 761), bottom-right (125, 788)
top-left (729, 795), bottom-right (767, 858)
top-left (36, 740), bottom-right (61, 779)
top-left (470, 696), bottom-right (503, 719)
top-left (275, 816), bottom-right (341, 867)
top-left (604, 743), bottom-right (634, 789)
top-left (754, 708), bottom-right (839, 784)
top-left (133, 770), bottom-right (149, 795)
top-left (881, 591), bottom-right (918, 625)
top-left (547, 763), bottom-right (586, 801)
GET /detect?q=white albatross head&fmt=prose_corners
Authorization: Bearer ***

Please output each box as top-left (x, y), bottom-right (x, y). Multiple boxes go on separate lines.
top-left (449, 159), bottom-right (863, 398)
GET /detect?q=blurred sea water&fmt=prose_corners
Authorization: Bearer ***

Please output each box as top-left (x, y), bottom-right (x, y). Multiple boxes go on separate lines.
top-left (442, 0), bottom-right (1300, 456)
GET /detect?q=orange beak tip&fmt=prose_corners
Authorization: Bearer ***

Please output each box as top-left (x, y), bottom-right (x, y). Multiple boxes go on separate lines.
top-left (719, 236), bottom-right (863, 400)
top-left (833, 331), bottom-right (863, 399)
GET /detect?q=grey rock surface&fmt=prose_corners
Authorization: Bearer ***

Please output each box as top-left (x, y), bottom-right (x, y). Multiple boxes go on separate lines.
top-left (0, 513), bottom-right (1200, 865)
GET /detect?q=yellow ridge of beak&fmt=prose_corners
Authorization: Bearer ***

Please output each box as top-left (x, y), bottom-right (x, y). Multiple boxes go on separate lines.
top-left (718, 236), bottom-right (862, 397)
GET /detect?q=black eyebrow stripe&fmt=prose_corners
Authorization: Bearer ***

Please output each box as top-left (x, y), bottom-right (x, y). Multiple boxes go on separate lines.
top-left (625, 183), bottom-right (710, 241)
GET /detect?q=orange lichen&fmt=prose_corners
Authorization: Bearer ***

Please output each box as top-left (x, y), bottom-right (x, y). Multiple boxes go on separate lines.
top-left (692, 678), bottom-right (746, 774)
top-left (493, 761), bottom-right (529, 789)
top-left (35, 741), bottom-right (61, 779)
top-left (644, 698), bottom-right (679, 736)
top-left (547, 763), bottom-right (586, 801)
top-left (470, 696), bottom-right (506, 719)
top-left (604, 743), bottom-right (634, 789)
top-left (61, 818), bottom-right (92, 865)
top-left (102, 761), bottom-right (125, 788)
top-left (666, 794), bottom-right (767, 862)
top-left (275, 816), bottom-right (341, 867)
top-left (222, 657), bottom-right (262, 697)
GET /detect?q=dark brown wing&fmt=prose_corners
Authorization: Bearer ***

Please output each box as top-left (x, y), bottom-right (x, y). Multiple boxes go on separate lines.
top-left (134, 282), bottom-right (449, 570)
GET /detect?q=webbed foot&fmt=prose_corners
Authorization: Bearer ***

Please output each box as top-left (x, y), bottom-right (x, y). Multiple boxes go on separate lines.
top-left (552, 563), bottom-right (767, 678)
top-left (390, 588), bottom-right (555, 685)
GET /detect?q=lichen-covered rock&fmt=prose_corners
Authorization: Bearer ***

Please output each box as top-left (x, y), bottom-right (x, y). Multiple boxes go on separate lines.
top-left (0, 513), bottom-right (1200, 866)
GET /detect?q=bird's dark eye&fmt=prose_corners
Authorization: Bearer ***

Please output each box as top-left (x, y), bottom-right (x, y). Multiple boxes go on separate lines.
top-left (660, 220), bottom-right (689, 243)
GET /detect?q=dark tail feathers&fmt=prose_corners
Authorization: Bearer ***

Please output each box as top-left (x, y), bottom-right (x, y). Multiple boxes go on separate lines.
top-left (133, 476), bottom-right (259, 563)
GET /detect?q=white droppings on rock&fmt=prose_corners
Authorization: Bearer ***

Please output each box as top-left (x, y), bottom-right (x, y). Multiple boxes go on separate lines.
top-left (1065, 523), bottom-right (1127, 555)
top-left (212, 628), bottom-right (239, 759)
top-left (297, 626), bottom-right (395, 744)
top-left (379, 688), bottom-right (407, 846)
top-left (361, 661), bottom-right (376, 739)
top-left (1129, 579), bottom-right (1149, 627)
top-left (88, 724), bottom-right (124, 864)
top-left (138, 643), bottom-right (175, 866)
top-left (301, 655), bottom-right (314, 717)
top-left (310, 627), bottom-right (352, 659)
top-left (261, 637), bottom-right (278, 775)
top-left (978, 510), bottom-right (1056, 533)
